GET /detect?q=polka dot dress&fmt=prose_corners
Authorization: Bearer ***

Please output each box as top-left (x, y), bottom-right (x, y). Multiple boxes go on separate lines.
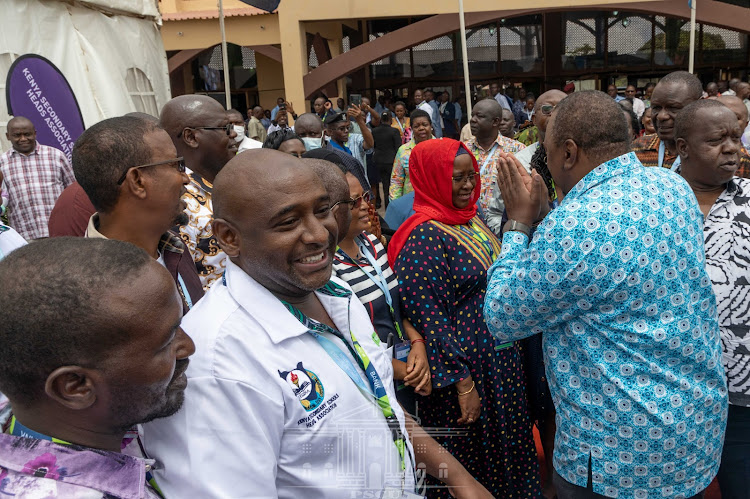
top-left (396, 221), bottom-right (542, 498)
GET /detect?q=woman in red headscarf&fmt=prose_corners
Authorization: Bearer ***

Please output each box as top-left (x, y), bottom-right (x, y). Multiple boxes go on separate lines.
top-left (389, 138), bottom-right (542, 498)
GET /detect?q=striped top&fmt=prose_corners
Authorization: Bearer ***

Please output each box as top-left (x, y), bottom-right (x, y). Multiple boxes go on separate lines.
top-left (333, 232), bottom-right (403, 343)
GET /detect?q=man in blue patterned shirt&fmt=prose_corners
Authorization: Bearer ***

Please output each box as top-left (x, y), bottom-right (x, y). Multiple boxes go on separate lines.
top-left (485, 91), bottom-right (728, 499)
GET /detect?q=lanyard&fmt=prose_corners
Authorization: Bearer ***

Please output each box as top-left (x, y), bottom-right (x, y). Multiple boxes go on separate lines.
top-left (281, 298), bottom-right (409, 483)
top-left (479, 143), bottom-right (499, 175)
top-left (7, 416), bottom-right (165, 498)
top-left (177, 273), bottom-right (193, 309)
top-left (348, 236), bottom-right (404, 340)
top-left (395, 118), bottom-right (405, 134)
top-left (658, 140), bottom-right (681, 171)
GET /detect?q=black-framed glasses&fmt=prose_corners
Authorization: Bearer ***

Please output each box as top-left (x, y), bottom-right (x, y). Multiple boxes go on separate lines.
top-left (332, 191), bottom-right (372, 211)
top-left (117, 157), bottom-right (186, 185)
top-left (451, 172), bottom-right (479, 185)
top-left (179, 123), bottom-right (233, 137)
top-left (540, 104), bottom-right (556, 116)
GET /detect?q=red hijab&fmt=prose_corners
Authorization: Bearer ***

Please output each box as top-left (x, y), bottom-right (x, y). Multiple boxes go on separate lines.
top-left (387, 138), bottom-right (480, 266)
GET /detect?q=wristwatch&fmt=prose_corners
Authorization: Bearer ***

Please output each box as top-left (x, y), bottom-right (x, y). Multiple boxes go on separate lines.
top-left (503, 219), bottom-right (531, 238)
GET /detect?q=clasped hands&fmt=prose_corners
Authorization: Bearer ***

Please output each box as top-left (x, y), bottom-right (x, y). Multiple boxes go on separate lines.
top-left (496, 153), bottom-right (550, 227)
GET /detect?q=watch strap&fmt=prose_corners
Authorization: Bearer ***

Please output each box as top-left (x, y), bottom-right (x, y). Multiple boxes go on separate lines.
top-left (503, 219), bottom-right (531, 237)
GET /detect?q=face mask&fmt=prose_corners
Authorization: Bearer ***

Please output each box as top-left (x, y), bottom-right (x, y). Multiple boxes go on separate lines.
top-left (233, 125), bottom-right (245, 143)
top-left (302, 136), bottom-right (324, 151)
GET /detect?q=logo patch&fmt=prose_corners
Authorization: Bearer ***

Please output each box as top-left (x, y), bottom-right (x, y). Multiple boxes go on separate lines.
top-left (279, 362), bottom-right (325, 411)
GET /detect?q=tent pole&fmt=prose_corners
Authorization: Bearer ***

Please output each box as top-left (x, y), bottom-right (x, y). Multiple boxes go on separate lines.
top-left (219, 0), bottom-right (232, 109)
top-left (688, 0), bottom-right (697, 73)
top-left (458, 0), bottom-right (472, 120)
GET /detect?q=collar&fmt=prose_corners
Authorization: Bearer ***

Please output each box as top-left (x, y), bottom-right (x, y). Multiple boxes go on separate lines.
top-left (86, 214), bottom-right (185, 255)
top-left (9, 142), bottom-right (40, 157)
top-left (565, 152), bottom-right (642, 201)
top-left (189, 172), bottom-right (213, 195)
top-left (466, 134), bottom-right (504, 153)
top-left (222, 259), bottom-right (352, 344)
top-left (0, 432), bottom-right (153, 498)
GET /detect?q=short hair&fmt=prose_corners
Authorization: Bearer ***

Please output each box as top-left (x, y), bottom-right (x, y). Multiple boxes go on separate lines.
top-left (410, 109), bottom-right (431, 122)
top-left (73, 116), bottom-right (161, 213)
top-left (303, 159), bottom-right (349, 203)
top-left (549, 90), bottom-right (630, 163)
top-left (674, 99), bottom-right (729, 141)
top-left (0, 238), bottom-right (152, 405)
top-left (623, 107), bottom-right (641, 137)
top-left (7, 116), bottom-right (34, 130)
top-left (394, 101), bottom-right (407, 109)
top-left (263, 128), bottom-right (302, 150)
top-left (644, 82), bottom-right (656, 91)
top-left (658, 71), bottom-right (703, 101)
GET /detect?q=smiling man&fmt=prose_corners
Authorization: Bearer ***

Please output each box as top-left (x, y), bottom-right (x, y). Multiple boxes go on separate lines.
top-left (0, 237), bottom-right (195, 498)
top-left (0, 116), bottom-right (74, 240)
top-left (632, 71), bottom-right (703, 170)
top-left (143, 149), bottom-right (492, 499)
top-left (161, 95), bottom-right (238, 290)
top-left (73, 116), bottom-right (203, 313)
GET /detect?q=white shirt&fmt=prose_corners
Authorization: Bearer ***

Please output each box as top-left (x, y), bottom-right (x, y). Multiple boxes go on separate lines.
top-left (143, 260), bottom-right (416, 499)
top-left (0, 224), bottom-right (26, 261)
top-left (631, 97), bottom-right (646, 119)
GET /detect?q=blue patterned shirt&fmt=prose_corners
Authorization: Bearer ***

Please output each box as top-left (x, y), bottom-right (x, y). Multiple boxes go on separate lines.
top-left (484, 153), bottom-right (728, 499)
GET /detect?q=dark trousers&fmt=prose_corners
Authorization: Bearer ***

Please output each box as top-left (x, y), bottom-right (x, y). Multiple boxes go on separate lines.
top-left (553, 465), bottom-right (705, 499)
top-left (718, 404), bottom-right (750, 499)
top-left (378, 164), bottom-right (392, 209)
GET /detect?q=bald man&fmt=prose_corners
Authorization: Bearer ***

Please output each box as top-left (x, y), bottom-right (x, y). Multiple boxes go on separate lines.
top-left (247, 105), bottom-right (267, 143)
top-left (718, 95), bottom-right (750, 178)
top-left (160, 95), bottom-right (237, 289)
top-left (0, 116), bottom-right (74, 240)
top-left (143, 149), bottom-right (492, 499)
top-left (303, 158), bottom-right (351, 242)
top-left (465, 99), bottom-right (526, 227)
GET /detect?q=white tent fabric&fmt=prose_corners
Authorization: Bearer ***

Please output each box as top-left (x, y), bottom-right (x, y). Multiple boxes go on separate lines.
top-left (0, 0), bottom-right (170, 151)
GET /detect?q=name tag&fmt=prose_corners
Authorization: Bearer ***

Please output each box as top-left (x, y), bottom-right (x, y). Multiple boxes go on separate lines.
top-left (394, 340), bottom-right (411, 391)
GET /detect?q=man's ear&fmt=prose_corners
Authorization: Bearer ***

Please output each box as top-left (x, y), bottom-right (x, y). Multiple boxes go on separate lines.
top-left (45, 366), bottom-right (98, 410)
top-left (122, 167), bottom-right (149, 200)
top-left (675, 137), bottom-right (689, 160)
top-left (562, 138), bottom-right (578, 172)
top-left (212, 218), bottom-right (240, 258)
top-left (181, 128), bottom-right (200, 149)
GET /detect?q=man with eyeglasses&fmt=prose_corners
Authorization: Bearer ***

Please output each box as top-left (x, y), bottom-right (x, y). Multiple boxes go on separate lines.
top-left (464, 99), bottom-right (525, 236)
top-left (160, 95), bottom-right (238, 290)
top-left (72, 115), bottom-right (204, 313)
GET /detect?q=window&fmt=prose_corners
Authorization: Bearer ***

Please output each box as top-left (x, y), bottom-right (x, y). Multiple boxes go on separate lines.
top-left (125, 68), bottom-right (158, 116)
top-left (608, 15), bottom-right (653, 67)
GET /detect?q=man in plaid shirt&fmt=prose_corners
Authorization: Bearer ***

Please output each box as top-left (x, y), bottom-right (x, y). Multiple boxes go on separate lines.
top-left (0, 116), bottom-right (74, 240)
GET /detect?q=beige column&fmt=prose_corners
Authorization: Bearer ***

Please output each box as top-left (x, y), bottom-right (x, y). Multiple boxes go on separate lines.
top-left (256, 53), bottom-right (285, 111)
top-left (278, 7), bottom-right (307, 114)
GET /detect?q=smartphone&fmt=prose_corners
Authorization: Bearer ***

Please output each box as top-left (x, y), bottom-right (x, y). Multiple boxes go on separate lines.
top-left (350, 94), bottom-right (362, 107)
top-left (279, 102), bottom-right (286, 109)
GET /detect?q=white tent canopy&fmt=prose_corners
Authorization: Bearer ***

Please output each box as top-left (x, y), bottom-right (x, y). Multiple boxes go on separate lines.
top-left (0, 0), bottom-right (170, 151)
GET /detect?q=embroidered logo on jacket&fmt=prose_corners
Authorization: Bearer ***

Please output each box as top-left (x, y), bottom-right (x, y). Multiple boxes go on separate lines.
top-left (278, 362), bottom-right (325, 411)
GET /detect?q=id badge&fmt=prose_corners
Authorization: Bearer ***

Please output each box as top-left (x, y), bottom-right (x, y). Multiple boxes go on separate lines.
top-left (394, 340), bottom-right (411, 391)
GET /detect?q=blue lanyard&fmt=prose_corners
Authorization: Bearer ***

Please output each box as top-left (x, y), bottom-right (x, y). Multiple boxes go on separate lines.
top-left (354, 236), bottom-right (392, 309)
top-left (658, 140), bottom-right (681, 171)
top-left (479, 142), bottom-right (499, 175)
top-left (177, 273), bottom-right (193, 309)
top-left (395, 118), bottom-right (405, 134)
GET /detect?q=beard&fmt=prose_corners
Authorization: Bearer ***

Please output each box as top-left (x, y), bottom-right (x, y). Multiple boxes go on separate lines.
top-left (174, 210), bottom-right (190, 227)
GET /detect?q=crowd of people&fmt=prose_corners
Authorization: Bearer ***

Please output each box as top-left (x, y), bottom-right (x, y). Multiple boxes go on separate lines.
top-left (0, 69), bottom-right (748, 499)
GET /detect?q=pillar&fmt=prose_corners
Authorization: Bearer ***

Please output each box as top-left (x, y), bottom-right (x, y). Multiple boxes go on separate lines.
top-left (278, 8), bottom-right (307, 113)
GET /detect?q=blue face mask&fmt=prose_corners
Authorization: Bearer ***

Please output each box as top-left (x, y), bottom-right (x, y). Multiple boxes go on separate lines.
top-left (302, 136), bottom-right (324, 151)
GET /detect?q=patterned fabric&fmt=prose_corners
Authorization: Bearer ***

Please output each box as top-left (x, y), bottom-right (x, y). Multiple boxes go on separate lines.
top-left (484, 152), bottom-right (728, 499)
top-left (395, 219), bottom-right (541, 497)
top-left (389, 139), bottom-right (418, 200)
top-left (702, 177), bottom-right (750, 407)
top-left (464, 134), bottom-right (526, 214)
top-left (391, 117), bottom-right (411, 144)
top-left (514, 125), bottom-right (539, 146)
top-left (0, 223), bottom-right (26, 260)
top-left (179, 173), bottom-right (226, 290)
top-left (0, 409), bottom-right (160, 498)
top-left (0, 143), bottom-right (74, 240)
top-left (333, 232), bottom-right (402, 343)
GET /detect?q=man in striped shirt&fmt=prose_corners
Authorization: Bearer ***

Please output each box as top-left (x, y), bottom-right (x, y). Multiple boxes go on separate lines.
top-left (0, 116), bottom-right (74, 240)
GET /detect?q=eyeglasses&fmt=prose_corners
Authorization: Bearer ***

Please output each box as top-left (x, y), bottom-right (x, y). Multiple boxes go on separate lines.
top-left (451, 172), bottom-right (480, 185)
top-left (117, 157), bottom-right (186, 185)
top-left (179, 123), bottom-right (233, 137)
top-left (332, 191), bottom-right (372, 211)
top-left (540, 104), bottom-right (556, 116)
